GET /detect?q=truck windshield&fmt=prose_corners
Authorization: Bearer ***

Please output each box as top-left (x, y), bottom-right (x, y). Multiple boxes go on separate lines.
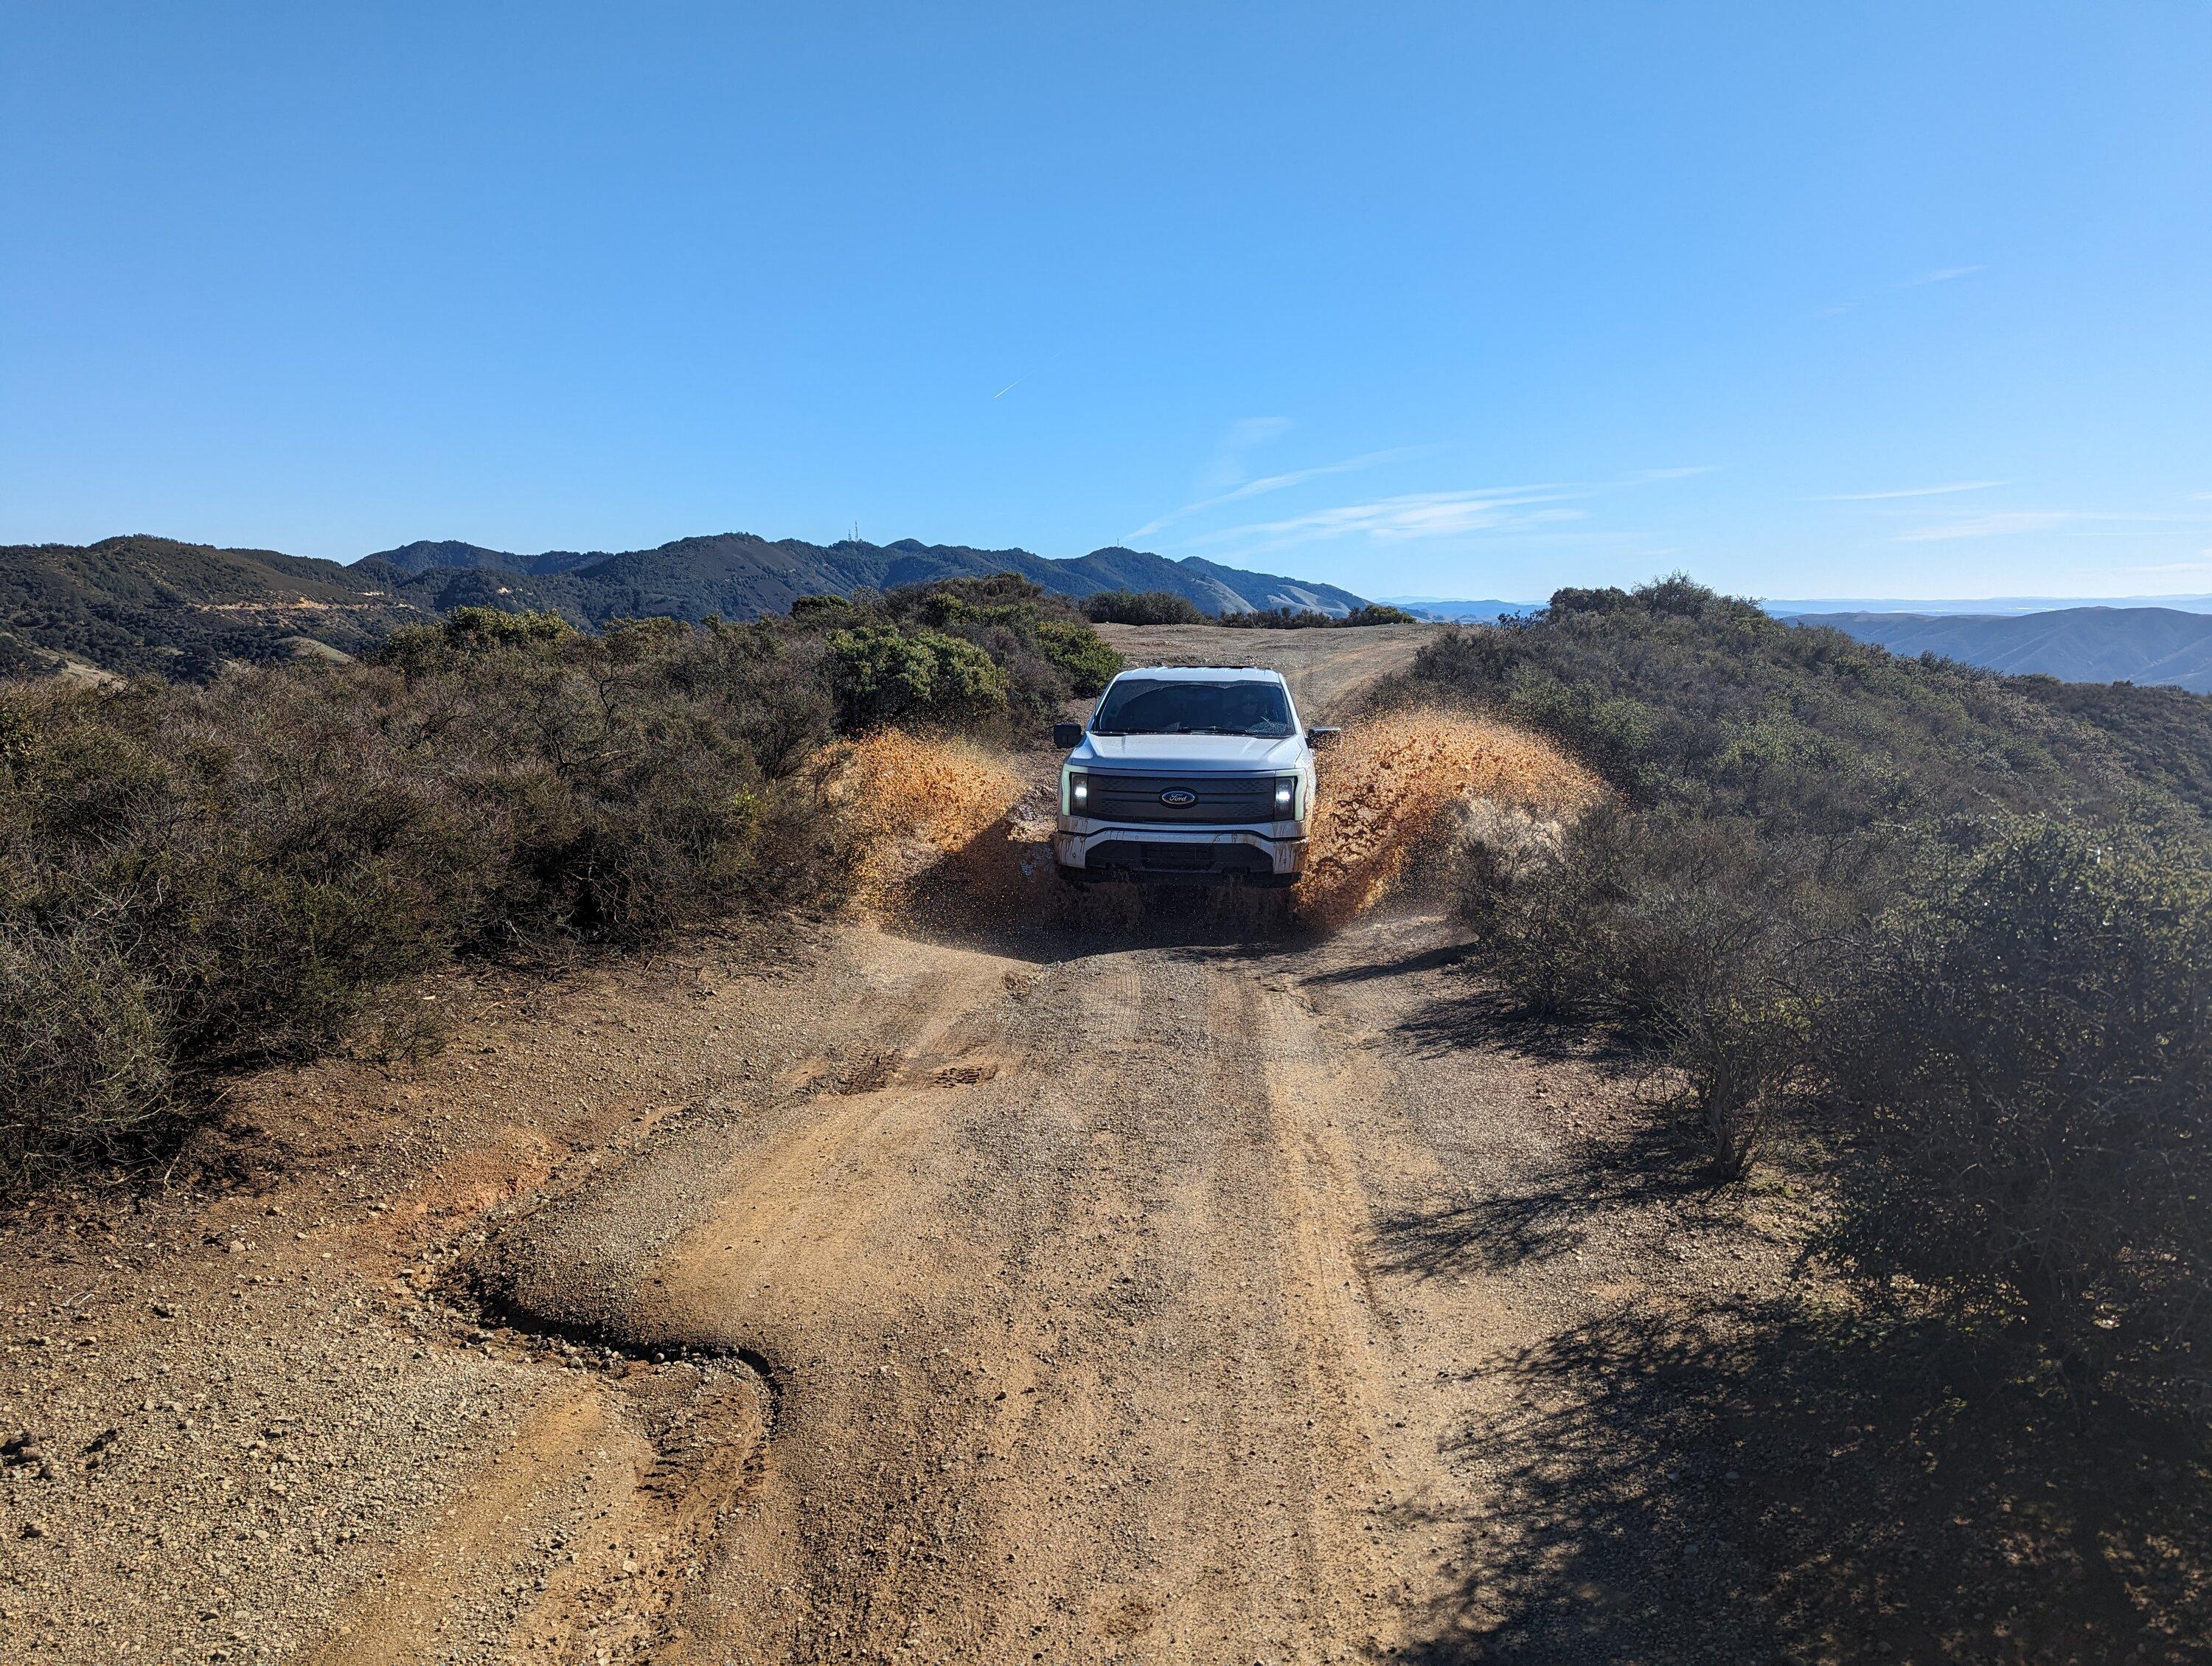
top-left (1091, 678), bottom-right (1293, 737)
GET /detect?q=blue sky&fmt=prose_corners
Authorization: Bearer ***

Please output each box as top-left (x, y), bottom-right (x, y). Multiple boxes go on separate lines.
top-left (4, 3), bottom-right (2209, 601)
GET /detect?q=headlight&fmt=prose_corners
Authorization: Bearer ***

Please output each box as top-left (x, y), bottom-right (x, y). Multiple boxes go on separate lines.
top-left (1065, 770), bottom-right (1089, 814)
top-left (1274, 776), bottom-right (1297, 816)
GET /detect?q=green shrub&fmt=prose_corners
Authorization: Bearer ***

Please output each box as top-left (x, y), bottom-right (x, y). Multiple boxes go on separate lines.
top-left (878, 574), bottom-right (1122, 729)
top-left (1083, 590), bottom-right (1207, 625)
top-left (1033, 619), bottom-right (1121, 695)
top-left (827, 622), bottom-right (1009, 732)
top-left (1219, 603), bottom-right (1417, 628)
top-left (382, 606), bottom-right (571, 672)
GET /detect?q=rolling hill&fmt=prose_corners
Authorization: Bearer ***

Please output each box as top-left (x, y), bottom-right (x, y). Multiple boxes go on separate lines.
top-left (1792, 606), bottom-right (2212, 694)
top-left (0, 535), bottom-right (425, 681)
top-left (1, 531), bottom-right (1370, 681)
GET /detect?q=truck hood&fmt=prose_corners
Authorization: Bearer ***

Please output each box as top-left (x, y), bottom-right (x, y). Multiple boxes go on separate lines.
top-left (1071, 733), bottom-right (1305, 771)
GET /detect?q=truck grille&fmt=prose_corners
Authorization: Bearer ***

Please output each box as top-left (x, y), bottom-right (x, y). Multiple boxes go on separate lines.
top-left (1082, 772), bottom-right (1277, 825)
top-left (1088, 840), bottom-right (1276, 878)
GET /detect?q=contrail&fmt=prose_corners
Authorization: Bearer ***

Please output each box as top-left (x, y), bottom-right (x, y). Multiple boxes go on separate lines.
top-left (993, 348), bottom-right (1062, 400)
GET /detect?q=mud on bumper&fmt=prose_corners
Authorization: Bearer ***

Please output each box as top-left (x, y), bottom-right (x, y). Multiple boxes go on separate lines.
top-left (1050, 825), bottom-right (1305, 885)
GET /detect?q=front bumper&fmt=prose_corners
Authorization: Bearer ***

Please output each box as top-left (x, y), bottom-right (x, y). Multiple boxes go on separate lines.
top-left (1051, 819), bottom-right (1307, 880)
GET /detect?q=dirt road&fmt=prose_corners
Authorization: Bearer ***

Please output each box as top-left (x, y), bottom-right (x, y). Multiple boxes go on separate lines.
top-left (11, 626), bottom-right (2146, 1665)
top-left (464, 918), bottom-right (1654, 1664)
top-left (1089, 622), bottom-right (1436, 718)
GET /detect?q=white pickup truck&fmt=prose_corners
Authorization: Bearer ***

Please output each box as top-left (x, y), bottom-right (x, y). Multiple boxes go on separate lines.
top-left (1050, 665), bottom-right (1337, 886)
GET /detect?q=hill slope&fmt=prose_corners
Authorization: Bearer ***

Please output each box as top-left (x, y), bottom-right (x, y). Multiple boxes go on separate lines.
top-left (0, 535), bottom-right (424, 680)
top-left (1790, 606), bottom-right (2212, 693)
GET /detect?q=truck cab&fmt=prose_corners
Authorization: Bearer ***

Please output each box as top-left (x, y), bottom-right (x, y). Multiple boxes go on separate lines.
top-left (1049, 665), bottom-right (1335, 886)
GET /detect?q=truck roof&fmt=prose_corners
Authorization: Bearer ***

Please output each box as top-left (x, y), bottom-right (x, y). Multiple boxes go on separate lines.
top-left (1107, 664), bottom-right (1286, 683)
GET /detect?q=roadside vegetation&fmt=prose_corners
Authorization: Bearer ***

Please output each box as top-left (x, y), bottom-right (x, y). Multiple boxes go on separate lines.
top-left (1392, 576), bottom-right (2212, 1420)
top-left (1083, 589), bottom-right (1417, 628)
top-left (1217, 603), bottom-right (1418, 628)
top-left (0, 577), bottom-right (1119, 1185)
top-left (1083, 590), bottom-right (1209, 625)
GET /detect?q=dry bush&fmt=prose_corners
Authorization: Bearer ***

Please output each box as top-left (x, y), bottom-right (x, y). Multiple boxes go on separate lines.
top-left (0, 616), bottom-right (854, 1180)
top-left (1823, 818), bottom-right (2212, 1411)
top-left (1457, 801), bottom-right (1833, 1177)
top-left (0, 929), bottom-right (170, 1181)
top-left (1412, 579), bottom-right (2212, 1410)
top-left (0, 582), bottom-right (1110, 1184)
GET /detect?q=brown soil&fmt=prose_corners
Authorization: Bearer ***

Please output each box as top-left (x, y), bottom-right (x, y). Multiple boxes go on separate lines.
top-left (1, 629), bottom-right (2200, 1665)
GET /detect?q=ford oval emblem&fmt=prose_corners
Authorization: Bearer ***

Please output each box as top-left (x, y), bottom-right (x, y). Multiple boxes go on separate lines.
top-left (1159, 788), bottom-right (1198, 807)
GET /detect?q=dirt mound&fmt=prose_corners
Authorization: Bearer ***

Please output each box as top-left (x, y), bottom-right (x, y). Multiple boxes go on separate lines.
top-left (830, 713), bottom-right (1600, 940)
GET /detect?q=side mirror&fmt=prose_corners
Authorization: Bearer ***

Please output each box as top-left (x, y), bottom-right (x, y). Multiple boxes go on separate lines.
top-left (1307, 726), bottom-right (1342, 747)
top-left (1052, 721), bottom-right (1085, 749)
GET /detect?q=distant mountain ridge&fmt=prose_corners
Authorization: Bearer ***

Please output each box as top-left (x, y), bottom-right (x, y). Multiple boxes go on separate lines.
top-left (1772, 594), bottom-right (2212, 617)
top-left (1375, 595), bottom-right (1544, 623)
top-left (1795, 607), bottom-right (2212, 694)
top-left (360, 532), bottom-right (1368, 622)
top-left (0, 530), bottom-right (1369, 682)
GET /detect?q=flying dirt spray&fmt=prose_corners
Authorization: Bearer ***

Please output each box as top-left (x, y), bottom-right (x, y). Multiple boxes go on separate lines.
top-left (827, 713), bottom-right (1604, 939)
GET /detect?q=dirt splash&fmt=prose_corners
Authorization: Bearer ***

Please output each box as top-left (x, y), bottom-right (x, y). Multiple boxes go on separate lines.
top-left (825, 730), bottom-right (1030, 913)
top-left (1298, 709), bottom-right (1604, 929)
top-left (830, 712), bottom-right (1600, 938)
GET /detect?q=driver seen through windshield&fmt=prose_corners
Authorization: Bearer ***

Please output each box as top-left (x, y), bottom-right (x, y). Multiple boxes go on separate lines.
top-left (1091, 678), bottom-right (1293, 737)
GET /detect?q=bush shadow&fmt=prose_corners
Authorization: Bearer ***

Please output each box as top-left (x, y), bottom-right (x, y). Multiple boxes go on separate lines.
top-left (1399, 1297), bottom-right (2211, 1665)
top-left (1397, 973), bottom-right (1647, 1069)
top-left (1372, 1131), bottom-right (1700, 1283)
